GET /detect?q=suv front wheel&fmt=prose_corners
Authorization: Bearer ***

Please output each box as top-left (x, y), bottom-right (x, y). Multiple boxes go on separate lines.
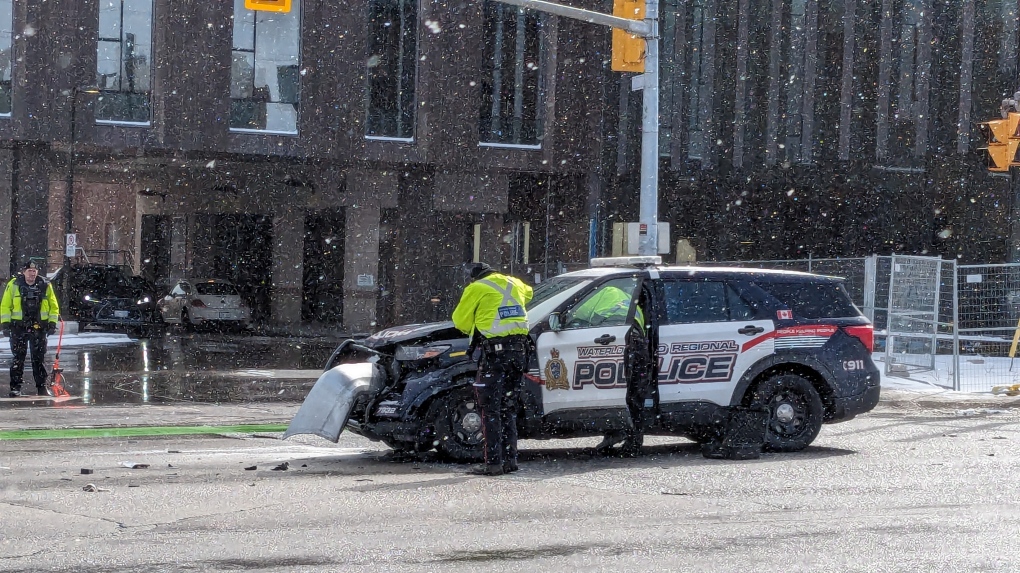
top-left (750, 373), bottom-right (824, 452)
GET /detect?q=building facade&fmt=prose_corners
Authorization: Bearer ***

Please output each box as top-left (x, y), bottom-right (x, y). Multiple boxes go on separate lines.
top-left (0, 0), bottom-right (1014, 332)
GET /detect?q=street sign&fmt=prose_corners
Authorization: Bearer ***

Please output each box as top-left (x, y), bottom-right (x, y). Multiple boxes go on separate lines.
top-left (65, 233), bottom-right (77, 257)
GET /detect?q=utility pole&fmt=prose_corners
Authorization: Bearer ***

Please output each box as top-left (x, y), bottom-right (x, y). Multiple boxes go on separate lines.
top-left (491, 0), bottom-right (660, 256)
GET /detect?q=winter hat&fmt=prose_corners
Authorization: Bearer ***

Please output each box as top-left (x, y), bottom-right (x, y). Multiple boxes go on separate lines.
top-left (469, 263), bottom-right (494, 281)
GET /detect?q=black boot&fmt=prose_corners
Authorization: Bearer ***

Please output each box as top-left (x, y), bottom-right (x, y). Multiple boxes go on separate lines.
top-left (469, 464), bottom-right (505, 476)
top-left (36, 385), bottom-right (51, 397)
top-left (503, 460), bottom-right (519, 473)
top-left (619, 433), bottom-right (644, 458)
top-left (8, 389), bottom-right (21, 397)
top-left (595, 430), bottom-right (627, 455)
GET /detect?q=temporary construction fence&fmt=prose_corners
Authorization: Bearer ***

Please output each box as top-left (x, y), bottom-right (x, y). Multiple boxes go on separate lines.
top-left (704, 255), bottom-right (1020, 392)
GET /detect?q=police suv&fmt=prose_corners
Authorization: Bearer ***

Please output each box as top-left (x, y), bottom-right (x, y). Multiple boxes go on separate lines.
top-left (285, 257), bottom-right (880, 461)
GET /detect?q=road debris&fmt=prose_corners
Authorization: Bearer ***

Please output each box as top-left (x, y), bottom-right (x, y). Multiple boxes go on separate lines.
top-left (120, 462), bottom-right (150, 469)
top-left (80, 468), bottom-right (93, 475)
top-left (82, 483), bottom-right (109, 492)
top-left (271, 462), bottom-right (289, 471)
top-left (244, 465), bottom-right (257, 471)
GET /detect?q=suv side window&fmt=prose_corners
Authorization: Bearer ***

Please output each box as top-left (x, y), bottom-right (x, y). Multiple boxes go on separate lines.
top-left (563, 277), bottom-right (640, 329)
top-left (755, 280), bottom-right (859, 319)
top-left (662, 280), bottom-right (755, 324)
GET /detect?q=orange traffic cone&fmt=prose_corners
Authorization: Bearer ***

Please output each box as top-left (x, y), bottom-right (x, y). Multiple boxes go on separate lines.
top-left (49, 320), bottom-right (70, 398)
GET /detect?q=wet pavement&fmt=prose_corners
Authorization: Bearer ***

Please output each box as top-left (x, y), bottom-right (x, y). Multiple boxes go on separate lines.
top-left (0, 332), bottom-right (339, 408)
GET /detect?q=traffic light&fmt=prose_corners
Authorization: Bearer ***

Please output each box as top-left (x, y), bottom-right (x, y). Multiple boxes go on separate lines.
top-left (612, 0), bottom-right (645, 73)
top-left (244, 0), bottom-right (291, 12)
top-left (979, 112), bottom-right (1020, 172)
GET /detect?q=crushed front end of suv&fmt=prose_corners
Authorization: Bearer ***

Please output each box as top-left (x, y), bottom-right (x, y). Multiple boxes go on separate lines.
top-left (285, 258), bottom-right (880, 462)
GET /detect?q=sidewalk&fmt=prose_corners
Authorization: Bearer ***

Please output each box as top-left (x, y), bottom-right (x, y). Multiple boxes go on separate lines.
top-left (2, 388), bottom-right (1020, 433)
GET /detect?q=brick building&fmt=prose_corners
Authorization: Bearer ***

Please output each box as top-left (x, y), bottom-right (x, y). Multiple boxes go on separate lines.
top-left (0, 0), bottom-right (1014, 331)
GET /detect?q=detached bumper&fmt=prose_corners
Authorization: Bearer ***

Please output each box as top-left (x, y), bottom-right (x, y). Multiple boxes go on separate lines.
top-left (283, 362), bottom-right (386, 442)
top-left (830, 384), bottom-right (881, 422)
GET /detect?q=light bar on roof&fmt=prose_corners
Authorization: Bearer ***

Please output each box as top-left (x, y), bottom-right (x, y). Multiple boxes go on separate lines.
top-left (590, 256), bottom-right (662, 268)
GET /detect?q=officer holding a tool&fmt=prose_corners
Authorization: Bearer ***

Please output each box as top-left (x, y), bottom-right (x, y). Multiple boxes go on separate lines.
top-left (452, 262), bottom-right (534, 476)
top-left (1, 260), bottom-right (60, 397)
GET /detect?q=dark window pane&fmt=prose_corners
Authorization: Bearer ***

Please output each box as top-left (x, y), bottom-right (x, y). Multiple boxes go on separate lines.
top-left (195, 282), bottom-right (239, 296)
top-left (230, 0), bottom-right (301, 133)
top-left (95, 0), bottom-right (153, 123)
top-left (663, 280), bottom-right (751, 324)
top-left (366, 0), bottom-right (418, 138)
top-left (755, 281), bottom-right (861, 319)
top-left (479, 1), bottom-right (542, 145)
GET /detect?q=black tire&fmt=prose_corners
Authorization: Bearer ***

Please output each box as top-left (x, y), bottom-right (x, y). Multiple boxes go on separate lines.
top-left (749, 373), bottom-right (824, 452)
top-left (430, 385), bottom-right (485, 463)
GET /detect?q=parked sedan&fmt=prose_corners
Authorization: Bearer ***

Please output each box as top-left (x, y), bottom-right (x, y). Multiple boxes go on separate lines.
top-left (159, 279), bottom-right (252, 331)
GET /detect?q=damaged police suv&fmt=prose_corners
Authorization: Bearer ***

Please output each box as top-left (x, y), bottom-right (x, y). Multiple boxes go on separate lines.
top-left (285, 257), bottom-right (880, 462)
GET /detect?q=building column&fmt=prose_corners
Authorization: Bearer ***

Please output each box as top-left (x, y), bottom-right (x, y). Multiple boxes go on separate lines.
top-left (344, 204), bottom-right (380, 333)
top-left (0, 149), bottom-right (12, 275)
top-left (15, 145), bottom-right (51, 271)
top-left (271, 209), bottom-right (303, 324)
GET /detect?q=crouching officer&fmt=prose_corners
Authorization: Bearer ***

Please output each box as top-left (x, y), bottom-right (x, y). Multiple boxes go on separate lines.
top-left (452, 263), bottom-right (534, 476)
top-left (1, 260), bottom-right (60, 397)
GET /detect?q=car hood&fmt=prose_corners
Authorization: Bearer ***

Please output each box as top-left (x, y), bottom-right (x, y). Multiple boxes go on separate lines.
top-left (361, 322), bottom-right (467, 348)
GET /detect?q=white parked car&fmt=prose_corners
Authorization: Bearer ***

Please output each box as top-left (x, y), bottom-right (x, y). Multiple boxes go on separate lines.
top-left (159, 279), bottom-right (251, 331)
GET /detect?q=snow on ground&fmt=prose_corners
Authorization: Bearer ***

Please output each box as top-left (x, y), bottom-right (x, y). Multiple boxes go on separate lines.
top-left (0, 332), bottom-right (133, 358)
top-left (874, 351), bottom-right (1020, 399)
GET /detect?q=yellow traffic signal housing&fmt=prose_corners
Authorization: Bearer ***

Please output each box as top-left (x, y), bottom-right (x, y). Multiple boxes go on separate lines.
top-left (979, 113), bottom-right (1020, 172)
top-left (612, 0), bottom-right (645, 73)
top-left (244, 0), bottom-right (291, 12)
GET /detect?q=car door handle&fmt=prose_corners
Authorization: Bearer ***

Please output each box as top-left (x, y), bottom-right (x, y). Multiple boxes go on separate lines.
top-left (737, 325), bottom-right (765, 336)
top-left (594, 334), bottom-right (617, 345)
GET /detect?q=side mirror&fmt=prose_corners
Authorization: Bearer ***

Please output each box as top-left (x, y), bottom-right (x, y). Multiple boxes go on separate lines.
top-left (547, 312), bottom-right (563, 332)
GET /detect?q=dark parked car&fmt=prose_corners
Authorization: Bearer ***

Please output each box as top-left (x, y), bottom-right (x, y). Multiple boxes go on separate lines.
top-left (50, 264), bottom-right (163, 336)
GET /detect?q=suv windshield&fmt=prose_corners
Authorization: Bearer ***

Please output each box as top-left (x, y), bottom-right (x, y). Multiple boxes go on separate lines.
top-left (195, 282), bottom-right (238, 296)
top-left (527, 277), bottom-right (585, 309)
top-left (755, 280), bottom-right (861, 319)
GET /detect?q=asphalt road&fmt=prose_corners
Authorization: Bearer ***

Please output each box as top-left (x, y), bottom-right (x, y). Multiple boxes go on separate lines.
top-left (2, 401), bottom-right (1020, 572)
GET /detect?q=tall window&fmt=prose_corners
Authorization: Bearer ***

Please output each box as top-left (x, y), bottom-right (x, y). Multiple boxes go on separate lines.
top-left (96, 0), bottom-right (153, 123)
top-left (366, 0), bottom-right (418, 140)
top-left (0, 0), bottom-right (10, 115)
top-left (231, 0), bottom-right (301, 134)
top-left (479, 2), bottom-right (542, 146)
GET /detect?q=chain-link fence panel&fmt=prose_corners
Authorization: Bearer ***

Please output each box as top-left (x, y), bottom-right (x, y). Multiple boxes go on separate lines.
top-left (954, 264), bottom-right (1020, 391)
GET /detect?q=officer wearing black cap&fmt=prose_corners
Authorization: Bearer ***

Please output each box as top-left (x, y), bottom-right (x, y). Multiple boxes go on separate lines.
top-left (452, 262), bottom-right (534, 476)
top-left (1, 259), bottom-right (60, 397)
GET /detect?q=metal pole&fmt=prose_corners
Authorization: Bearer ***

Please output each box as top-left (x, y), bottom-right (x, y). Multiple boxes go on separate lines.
top-left (637, 0), bottom-right (659, 256)
top-left (63, 88), bottom-right (77, 309)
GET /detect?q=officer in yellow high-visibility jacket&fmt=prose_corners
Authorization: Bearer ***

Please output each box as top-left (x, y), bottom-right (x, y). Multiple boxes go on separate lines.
top-left (452, 262), bottom-right (534, 476)
top-left (1, 260), bottom-right (60, 397)
top-left (571, 283), bottom-right (653, 457)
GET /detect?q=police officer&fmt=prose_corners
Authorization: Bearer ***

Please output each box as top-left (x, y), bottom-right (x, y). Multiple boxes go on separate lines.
top-left (1, 260), bottom-right (60, 397)
top-left (580, 285), bottom-right (654, 457)
top-left (452, 262), bottom-right (533, 476)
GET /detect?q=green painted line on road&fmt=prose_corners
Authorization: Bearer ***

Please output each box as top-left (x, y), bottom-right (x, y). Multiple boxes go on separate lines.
top-left (0, 424), bottom-right (289, 440)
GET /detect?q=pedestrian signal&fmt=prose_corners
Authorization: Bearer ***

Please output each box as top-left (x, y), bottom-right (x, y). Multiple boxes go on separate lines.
top-left (244, 0), bottom-right (291, 12)
top-left (612, 0), bottom-right (645, 73)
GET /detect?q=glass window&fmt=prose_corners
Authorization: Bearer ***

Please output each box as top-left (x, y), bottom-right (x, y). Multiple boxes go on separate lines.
top-left (366, 0), bottom-right (418, 139)
top-left (195, 282), bottom-right (239, 296)
top-left (564, 277), bottom-right (640, 329)
top-left (754, 281), bottom-right (860, 319)
top-left (230, 0), bottom-right (301, 134)
top-left (479, 1), bottom-right (542, 146)
top-left (663, 280), bottom-right (754, 324)
top-left (96, 0), bottom-right (153, 123)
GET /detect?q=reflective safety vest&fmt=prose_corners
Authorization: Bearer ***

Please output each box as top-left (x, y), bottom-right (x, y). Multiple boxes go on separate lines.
top-left (452, 272), bottom-right (533, 339)
top-left (0, 276), bottom-right (60, 325)
top-left (571, 285), bottom-right (644, 331)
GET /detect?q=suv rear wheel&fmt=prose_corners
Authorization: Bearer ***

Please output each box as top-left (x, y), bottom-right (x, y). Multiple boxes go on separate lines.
top-left (750, 373), bottom-right (823, 452)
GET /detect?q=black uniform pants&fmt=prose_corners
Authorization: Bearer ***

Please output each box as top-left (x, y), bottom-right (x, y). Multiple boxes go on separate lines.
top-left (473, 335), bottom-right (531, 466)
top-left (624, 326), bottom-right (656, 443)
top-left (10, 324), bottom-right (48, 392)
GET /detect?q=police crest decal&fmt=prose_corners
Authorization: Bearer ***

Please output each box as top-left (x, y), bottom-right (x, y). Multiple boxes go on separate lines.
top-left (544, 348), bottom-right (569, 391)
